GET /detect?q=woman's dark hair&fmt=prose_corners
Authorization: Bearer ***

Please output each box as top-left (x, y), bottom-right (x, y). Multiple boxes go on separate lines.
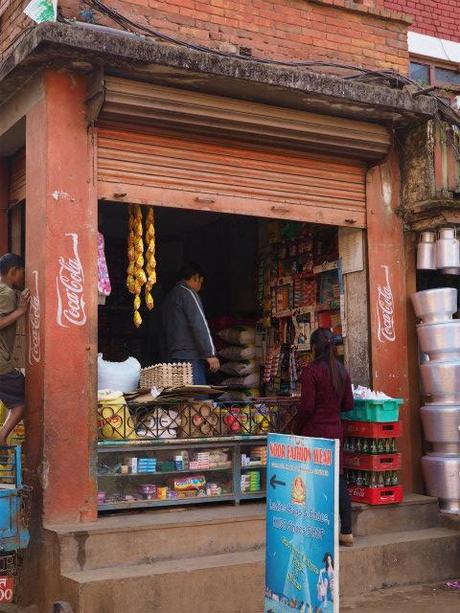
top-left (311, 328), bottom-right (345, 398)
top-left (323, 553), bottom-right (334, 569)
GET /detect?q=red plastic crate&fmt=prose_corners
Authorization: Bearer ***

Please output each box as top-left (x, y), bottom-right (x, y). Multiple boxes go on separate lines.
top-left (344, 452), bottom-right (402, 471)
top-left (343, 420), bottom-right (402, 439)
top-left (348, 484), bottom-right (403, 505)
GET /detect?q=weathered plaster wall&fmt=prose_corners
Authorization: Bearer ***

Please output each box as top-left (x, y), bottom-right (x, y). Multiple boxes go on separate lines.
top-left (399, 121), bottom-right (435, 209)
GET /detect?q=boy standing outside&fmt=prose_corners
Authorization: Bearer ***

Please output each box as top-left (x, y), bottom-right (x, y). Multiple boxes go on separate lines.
top-left (0, 253), bottom-right (30, 445)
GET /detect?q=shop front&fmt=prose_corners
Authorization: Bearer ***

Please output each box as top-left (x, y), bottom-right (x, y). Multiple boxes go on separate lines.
top-left (14, 69), bottom-right (413, 526)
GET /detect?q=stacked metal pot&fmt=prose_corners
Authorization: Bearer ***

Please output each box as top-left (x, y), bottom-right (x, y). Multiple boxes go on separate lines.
top-left (417, 228), bottom-right (460, 274)
top-left (411, 288), bottom-right (460, 514)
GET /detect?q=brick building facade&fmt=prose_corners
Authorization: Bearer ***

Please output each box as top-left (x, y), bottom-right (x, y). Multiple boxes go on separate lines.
top-left (0, 1), bottom-right (459, 610)
top-left (2, 0), bottom-right (412, 71)
top-left (385, 0), bottom-right (460, 43)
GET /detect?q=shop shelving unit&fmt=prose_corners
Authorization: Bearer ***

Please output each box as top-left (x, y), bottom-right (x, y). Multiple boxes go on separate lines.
top-left (97, 398), bottom-right (297, 511)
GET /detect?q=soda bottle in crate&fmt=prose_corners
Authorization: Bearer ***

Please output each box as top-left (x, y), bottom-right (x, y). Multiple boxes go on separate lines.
top-left (347, 467), bottom-right (403, 505)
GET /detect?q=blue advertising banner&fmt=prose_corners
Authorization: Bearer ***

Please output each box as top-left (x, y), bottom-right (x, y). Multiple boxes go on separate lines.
top-left (265, 433), bottom-right (339, 613)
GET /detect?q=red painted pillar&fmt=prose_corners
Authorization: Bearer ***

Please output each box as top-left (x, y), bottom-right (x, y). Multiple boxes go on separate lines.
top-left (366, 152), bottom-right (414, 491)
top-left (0, 159), bottom-right (8, 253)
top-left (25, 70), bottom-right (98, 524)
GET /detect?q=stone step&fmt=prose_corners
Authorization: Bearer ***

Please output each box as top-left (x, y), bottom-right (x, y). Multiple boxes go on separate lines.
top-left (61, 550), bottom-right (264, 613)
top-left (47, 495), bottom-right (440, 573)
top-left (59, 527), bottom-right (460, 612)
top-left (341, 526), bottom-right (460, 596)
top-left (48, 504), bottom-right (266, 573)
top-left (351, 493), bottom-right (440, 537)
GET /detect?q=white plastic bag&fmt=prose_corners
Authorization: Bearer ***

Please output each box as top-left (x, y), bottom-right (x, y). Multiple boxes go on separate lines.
top-left (97, 354), bottom-right (141, 393)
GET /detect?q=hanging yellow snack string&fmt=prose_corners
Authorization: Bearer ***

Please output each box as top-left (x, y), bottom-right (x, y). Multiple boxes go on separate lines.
top-left (126, 205), bottom-right (136, 295)
top-left (144, 206), bottom-right (156, 311)
top-left (132, 205), bottom-right (146, 327)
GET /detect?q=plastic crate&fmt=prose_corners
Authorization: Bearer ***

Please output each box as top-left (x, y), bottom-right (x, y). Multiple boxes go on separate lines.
top-left (348, 484), bottom-right (403, 505)
top-left (343, 420), bottom-right (402, 438)
top-left (344, 452), bottom-right (402, 471)
top-left (342, 399), bottom-right (403, 423)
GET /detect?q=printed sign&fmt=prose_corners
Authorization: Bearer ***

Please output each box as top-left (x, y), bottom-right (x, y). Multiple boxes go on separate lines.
top-left (265, 433), bottom-right (339, 613)
top-left (0, 577), bottom-right (14, 603)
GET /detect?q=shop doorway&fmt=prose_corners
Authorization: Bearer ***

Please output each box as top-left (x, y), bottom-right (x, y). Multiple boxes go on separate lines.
top-left (98, 202), bottom-right (346, 396)
top-left (97, 202), bottom-right (353, 511)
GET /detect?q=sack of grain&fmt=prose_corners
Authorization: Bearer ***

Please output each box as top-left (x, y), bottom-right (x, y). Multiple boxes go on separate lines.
top-left (219, 344), bottom-right (256, 361)
top-left (220, 359), bottom-right (256, 376)
top-left (218, 326), bottom-right (256, 346)
top-left (221, 372), bottom-right (260, 388)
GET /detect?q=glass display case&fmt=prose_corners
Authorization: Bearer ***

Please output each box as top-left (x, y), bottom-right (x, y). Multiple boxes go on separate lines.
top-left (97, 438), bottom-right (267, 510)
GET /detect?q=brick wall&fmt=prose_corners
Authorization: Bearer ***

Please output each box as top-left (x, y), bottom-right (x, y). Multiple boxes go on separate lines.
top-left (1, 0), bottom-right (410, 73)
top-left (384, 0), bottom-right (460, 43)
top-left (0, 0), bottom-right (30, 58)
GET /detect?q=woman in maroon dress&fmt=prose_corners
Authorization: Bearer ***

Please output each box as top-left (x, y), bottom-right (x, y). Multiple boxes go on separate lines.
top-left (298, 327), bottom-right (354, 546)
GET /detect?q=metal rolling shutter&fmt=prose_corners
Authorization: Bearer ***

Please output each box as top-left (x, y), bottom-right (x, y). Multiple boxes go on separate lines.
top-left (97, 125), bottom-right (368, 227)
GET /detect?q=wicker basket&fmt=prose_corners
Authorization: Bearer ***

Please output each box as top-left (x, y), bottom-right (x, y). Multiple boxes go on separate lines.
top-left (140, 362), bottom-right (193, 389)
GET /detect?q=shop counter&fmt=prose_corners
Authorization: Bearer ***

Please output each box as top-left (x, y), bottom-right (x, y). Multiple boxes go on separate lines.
top-left (96, 398), bottom-right (298, 511)
top-left (97, 398), bottom-right (298, 511)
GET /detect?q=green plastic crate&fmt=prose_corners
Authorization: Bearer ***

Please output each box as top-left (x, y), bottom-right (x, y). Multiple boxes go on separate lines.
top-left (342, 398), bottom-right (403, 423)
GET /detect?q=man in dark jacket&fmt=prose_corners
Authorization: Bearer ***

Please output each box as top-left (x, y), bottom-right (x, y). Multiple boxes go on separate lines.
top-left (161, 263), bottom-right (219, 385)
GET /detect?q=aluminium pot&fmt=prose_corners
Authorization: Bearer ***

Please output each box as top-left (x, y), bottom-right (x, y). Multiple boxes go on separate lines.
top-left (411, 288), bottom-right (457, 324)
top-left (420, 361), bottom-right (460, 403)
top-left (417, 231), bottom-right (436, 271)
top-left (421, 453), bottom-right (460, 514)
top-left (417, 321), bottom-right (460, 362)
top-left (435, 227), bottom-right (460, 275)
top-left (420, 404), bottom-right (460, 454)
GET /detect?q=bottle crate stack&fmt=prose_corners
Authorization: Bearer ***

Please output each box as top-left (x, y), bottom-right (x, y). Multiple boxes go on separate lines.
top-left (343, 401), bottom-right (404, 505)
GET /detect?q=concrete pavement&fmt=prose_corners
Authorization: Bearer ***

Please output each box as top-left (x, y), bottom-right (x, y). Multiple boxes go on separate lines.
top-left (342, 582), bottom-right (460, 612)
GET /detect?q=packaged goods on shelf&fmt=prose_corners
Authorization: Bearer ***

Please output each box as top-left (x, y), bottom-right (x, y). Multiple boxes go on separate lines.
top-left (97, 391), bottom-right (137, 441)
top-left (179, 401), bottom-right (221, 437)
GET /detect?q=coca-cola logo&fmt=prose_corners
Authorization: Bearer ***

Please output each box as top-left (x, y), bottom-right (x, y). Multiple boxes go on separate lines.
top-left (56, 233), bottom-right (87, 328)
top-left (28, 270), bottom-right (41, 365)
top-left (350, 486), bottom-right (365, 497)
top-left (346, 456), bottom-right (361, 467)
top-left (376, 265), bottom-right (396, 343)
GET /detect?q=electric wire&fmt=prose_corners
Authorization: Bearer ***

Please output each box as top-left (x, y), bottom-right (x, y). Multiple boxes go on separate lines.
top-left (79, 0), bottom-right (460, 135)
